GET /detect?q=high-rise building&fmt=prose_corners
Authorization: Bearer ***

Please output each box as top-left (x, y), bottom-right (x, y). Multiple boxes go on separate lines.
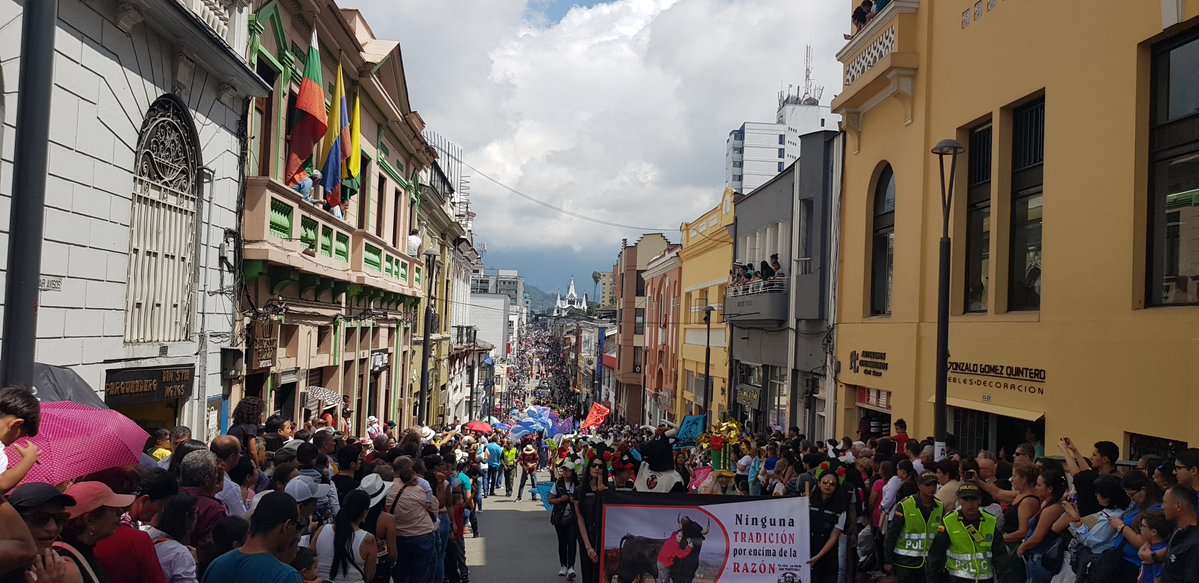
top-left (725, 50), bottom-right (839, 193)
top-left (725, 92), bottom-right (838, 194)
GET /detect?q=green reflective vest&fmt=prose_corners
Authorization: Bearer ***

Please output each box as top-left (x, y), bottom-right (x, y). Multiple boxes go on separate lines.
top-left (943, 511), bottom-right (997, 581)
top-left (895, 495), bottom-right (945, 559)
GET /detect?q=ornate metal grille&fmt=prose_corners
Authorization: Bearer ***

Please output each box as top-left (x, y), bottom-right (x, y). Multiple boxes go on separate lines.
top-left (124, 96), bottom-right (202, 343)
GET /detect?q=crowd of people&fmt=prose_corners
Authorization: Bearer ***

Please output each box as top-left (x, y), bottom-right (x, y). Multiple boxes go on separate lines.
top-left (730, 253), bottom-right (784, 287)
top-left (531, 417), bottom-right (1199, 583)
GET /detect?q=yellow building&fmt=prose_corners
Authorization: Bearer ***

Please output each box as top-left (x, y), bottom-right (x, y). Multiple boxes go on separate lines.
top-left (677, 190), bottom-right (736, 427)
top-left (832, 1), bottom-right (1199, 457)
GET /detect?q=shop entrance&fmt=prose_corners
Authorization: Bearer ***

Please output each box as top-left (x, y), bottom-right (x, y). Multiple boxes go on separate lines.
top-left (950, 406), bottom-right (1043, 458)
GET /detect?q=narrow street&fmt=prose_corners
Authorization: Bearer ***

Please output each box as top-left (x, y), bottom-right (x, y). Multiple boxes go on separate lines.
top-left (465, 471), bottom-right (562, 583)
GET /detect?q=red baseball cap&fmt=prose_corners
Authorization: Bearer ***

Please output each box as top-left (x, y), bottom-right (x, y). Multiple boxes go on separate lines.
top-left (64, 482), bottom-right (135, 519)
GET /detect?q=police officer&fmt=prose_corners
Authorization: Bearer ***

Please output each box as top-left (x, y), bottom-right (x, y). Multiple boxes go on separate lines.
top-left (928, 482), bottom-right (1004, 583)
top-left (884, 471), bottom-right (945, 582)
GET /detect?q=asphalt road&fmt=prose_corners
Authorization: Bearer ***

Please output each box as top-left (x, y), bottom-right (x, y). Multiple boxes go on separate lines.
top-left (465, 471), bottom-right (567, 583)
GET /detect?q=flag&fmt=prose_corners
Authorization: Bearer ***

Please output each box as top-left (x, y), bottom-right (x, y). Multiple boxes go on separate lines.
top-left (285, 28), bottom-right (327, 186)
top-left (321, 63), bottom-right (351, 208)
top-left (674, 415), bottom-right (706, 449)
top-left (579, 403), bottom-right (610, 433)
top-left (342, 93), bottom-right (362, 202)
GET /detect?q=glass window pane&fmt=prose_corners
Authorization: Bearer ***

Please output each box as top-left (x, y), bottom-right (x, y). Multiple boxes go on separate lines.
top-left (965, 206), bottom-right (990, 312)
top-left (1150, 151), bottom-right (1199, 305)
top-left (1168, 37), bottom-right (1199, 122)
top-left (1009, 194), bottom-right (1043, 310)
top-left (875, 167), bottom-right (896, 215)
top-left (871, 229), bottom-right (894, 315)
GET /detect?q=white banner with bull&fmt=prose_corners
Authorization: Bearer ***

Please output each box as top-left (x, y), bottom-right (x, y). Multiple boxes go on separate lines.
top-left (599, 492), bottom-right (811, 583)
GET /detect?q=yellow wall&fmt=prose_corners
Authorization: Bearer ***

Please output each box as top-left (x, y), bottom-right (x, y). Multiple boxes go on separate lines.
top-left (833, 2), bottom-right (1199, 454)
top-left (676, 190), bottom-right (736, 427)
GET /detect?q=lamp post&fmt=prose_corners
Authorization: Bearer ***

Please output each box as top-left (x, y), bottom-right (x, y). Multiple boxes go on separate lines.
top-left (931, 138), bottom-right (964, 461)
top-left (416, 250), bottom-right (438, 426)
top-left (702, 305), bottom-right (715, 428)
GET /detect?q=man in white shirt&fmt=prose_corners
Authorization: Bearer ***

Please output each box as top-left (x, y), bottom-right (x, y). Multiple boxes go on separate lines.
top-left (211, 435), bottom-right (248, 517)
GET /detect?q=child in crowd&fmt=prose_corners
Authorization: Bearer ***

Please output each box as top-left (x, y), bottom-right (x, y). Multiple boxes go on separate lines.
top-left (0, 386), bottom-right (41, 493)
top-left (1138, 511), bottom-right (1173, 583)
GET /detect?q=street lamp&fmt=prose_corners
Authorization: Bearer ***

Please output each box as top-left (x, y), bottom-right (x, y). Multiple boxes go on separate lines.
top-left (931, 138), bottom-right (964, 461)
top-left (702, 305), bottom-right (715, 428)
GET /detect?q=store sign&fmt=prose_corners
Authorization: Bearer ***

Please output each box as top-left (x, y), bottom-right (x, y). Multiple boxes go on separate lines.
top-left (848, 350), bottom-right (888, 377)
top-left (251, 320), bottom-right (278, 370)
top-left (371, 350), bottom-right (390, 372)
top-left (947, 360), bottom-right (1046, 395)
top-left (736, 384), bottom-right (762, 408)
top-left (104, 365), bottom-right (194, 406)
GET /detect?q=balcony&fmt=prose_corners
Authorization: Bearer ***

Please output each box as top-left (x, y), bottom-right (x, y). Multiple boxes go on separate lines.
top-left (831, 0), bottom-right (920, 124)
top-left (243, 176), bottom-right (354, 282)
top-left (725, 276), bottom-right (788, 327)
top-left (351, 230), bottom-right (422, 298)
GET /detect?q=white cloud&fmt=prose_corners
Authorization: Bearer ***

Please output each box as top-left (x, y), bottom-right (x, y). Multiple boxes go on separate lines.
top-left (342, 0), bottom-right (847, 256)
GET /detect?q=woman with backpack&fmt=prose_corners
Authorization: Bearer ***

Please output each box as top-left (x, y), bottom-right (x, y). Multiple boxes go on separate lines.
top-left (549, 465), bottom-right (580, 580)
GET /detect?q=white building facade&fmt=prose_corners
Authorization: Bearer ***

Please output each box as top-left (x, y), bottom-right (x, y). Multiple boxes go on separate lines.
top-left (0, 0), bottom-right (265, 437)
top-left (724, 90), bottom-right (839, 193)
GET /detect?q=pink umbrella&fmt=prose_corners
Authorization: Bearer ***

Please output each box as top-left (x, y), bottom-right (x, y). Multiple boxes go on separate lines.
top-left (4, 402), bottom-right (149, 486)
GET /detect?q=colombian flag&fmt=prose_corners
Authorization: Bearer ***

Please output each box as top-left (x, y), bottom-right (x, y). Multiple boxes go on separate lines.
top-left (342, 93), bottom-right (361, 203)
top-left (321, 63), bottom-right (351, 208)
top-left (285, 29), bottom-right (327, 186)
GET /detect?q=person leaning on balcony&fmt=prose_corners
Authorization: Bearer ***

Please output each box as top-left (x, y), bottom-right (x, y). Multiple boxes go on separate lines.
top-left (758, 261), bottom-right (775, 280)
top-left (770, 254), bottom-right (783, 277)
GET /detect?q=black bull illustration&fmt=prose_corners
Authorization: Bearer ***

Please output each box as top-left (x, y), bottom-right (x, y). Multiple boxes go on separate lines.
top-left (613, 514), bottom-right (711, 583)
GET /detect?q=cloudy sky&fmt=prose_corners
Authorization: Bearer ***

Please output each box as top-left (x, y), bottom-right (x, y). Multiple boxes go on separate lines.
top-left (343, 0), bottom-right (847, 293)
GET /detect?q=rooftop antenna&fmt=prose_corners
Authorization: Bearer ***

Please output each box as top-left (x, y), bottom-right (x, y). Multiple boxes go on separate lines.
top-left (802, 44), bottom-right (825, 104)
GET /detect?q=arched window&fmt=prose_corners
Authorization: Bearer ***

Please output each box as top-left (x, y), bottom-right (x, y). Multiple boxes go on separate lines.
top-left (125, 96), bottom-right (203, 343)
top-left (870, 165), bottom-right (896, 316)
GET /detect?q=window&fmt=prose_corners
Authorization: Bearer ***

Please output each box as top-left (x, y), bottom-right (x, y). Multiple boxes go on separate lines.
top-left (778, 134), bottom-right (785, 145)
top-left (393, 187), bottom-right (404, 248)
top-left (777, 148), bottom-right (785, 158)
top-left (1148, 30), bottom-right (1199, 306)
top-left (252, 62), bottom-right (277, 177)
top-left (870, 165), bottom-right (896, 315)
top-left (778, 161), bottom-right (784, 172)
top-left (733, 174), bottom-right (742, 182)
top-left (635, 308), bottom-right (645, 335)
top-left (965, 123), bottom-right (993, 312)
top-left (733, 161), bottom-right (742, 168)
top-left (636, 270), bottom-right (646, 296)
top-left (374, 176), bottom-right (386, 237)
top-left (125, 96), bottom-right (202, 343)
top-left (1009, 98), bottom-right (1045, 311)
top-left (734, 147), bottom-right (743, 154)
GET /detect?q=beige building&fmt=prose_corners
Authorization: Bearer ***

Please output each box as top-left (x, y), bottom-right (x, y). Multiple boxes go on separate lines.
top-left (831, 0), bottom-right (1199, 456)
top-left (239, 3), bottom-right (434, 430)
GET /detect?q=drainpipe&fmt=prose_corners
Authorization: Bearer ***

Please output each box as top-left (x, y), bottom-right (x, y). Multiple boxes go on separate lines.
top-left (784, 164), bottom-right (801, 435)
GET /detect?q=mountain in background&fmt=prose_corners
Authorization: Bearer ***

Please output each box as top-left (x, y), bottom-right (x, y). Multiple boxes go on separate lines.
top-left (524, 285), bottom-right (559, 314)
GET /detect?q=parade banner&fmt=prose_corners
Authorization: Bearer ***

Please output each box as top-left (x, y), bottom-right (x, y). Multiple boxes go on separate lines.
top-left (580, 403), bottom-right (610, 432)
top-left (600, 492), bottom-right (810, 583)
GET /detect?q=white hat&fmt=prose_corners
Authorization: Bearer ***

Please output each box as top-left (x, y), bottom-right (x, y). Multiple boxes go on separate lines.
top-left (357, 474), bottom-right (389, 508)
top-left (285, 476), bottom-right (331, 504)
top-left (419, 426), bottom-right (436, 442)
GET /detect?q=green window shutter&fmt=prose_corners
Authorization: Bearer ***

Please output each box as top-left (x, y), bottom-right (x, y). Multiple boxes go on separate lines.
top-left (334, 233), bottom-right (350, 263)
top-left (300, 217), bottom-right (318, 251)
top-left (363, 244), bottom-right (383, 272)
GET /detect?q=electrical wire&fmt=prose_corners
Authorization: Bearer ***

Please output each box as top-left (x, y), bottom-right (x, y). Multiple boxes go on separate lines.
top-left (460, 159), bottom-right (681, 232)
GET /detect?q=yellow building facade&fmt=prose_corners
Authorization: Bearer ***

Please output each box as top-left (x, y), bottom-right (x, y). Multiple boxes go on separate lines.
top-left (676, 190), bottom-right (736, 427)
top-left (832, 1), bottom-right (1199, 457)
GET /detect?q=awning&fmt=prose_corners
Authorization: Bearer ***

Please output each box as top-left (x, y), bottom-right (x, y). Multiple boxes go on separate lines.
top-left (304, 386), bottom-right (341, 411)
top-left (927, 395), bottom-right (1044, 421)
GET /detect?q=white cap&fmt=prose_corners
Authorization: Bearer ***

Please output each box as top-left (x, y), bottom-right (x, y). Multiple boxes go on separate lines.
top-left (284, 476), bottom-right (331, 504)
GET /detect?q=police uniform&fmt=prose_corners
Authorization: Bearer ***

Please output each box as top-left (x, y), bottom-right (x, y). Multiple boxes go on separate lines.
top-left (883, 476), bottom-right (945, 583)
top-left (927, 483), bottom-right (1003, 583)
